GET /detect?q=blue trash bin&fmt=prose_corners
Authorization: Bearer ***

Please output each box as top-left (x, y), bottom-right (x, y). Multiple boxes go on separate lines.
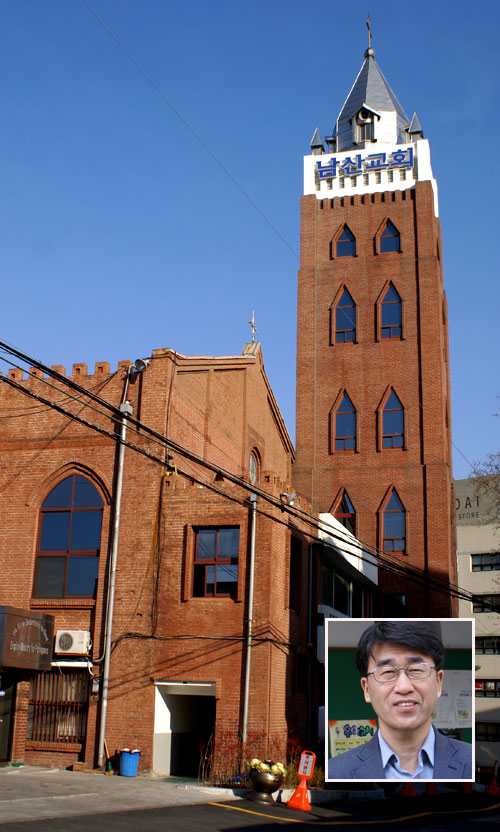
top-left (119, 750), bottom-right (140, 777)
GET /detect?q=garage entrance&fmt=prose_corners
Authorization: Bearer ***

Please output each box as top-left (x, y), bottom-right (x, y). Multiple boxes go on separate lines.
top-left (153, 682), bottom-right (216, 777)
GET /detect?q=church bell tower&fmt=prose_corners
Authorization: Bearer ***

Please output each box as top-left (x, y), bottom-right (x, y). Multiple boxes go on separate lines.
top-left (294, 39), bottom-right (455, 616)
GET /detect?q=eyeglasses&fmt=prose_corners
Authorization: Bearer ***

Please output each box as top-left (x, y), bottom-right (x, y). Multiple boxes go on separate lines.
top-left (367, 662), bottom-right (437, 684)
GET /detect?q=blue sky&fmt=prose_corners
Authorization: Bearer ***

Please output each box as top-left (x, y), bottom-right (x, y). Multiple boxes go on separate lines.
top-left (0, 0), bottom-right (498, 479)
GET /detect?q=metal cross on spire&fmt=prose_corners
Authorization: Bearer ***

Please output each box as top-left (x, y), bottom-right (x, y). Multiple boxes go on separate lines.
top-left (249, 310), bottom-right (257, 342)
top-left (366, 15), bottom-right (372, 48)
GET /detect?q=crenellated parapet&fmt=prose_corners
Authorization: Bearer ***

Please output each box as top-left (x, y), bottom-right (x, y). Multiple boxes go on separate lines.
top-left (1, 360), bottom-right (131, 382)
top-left (316, 188), bottom-right (414, 211)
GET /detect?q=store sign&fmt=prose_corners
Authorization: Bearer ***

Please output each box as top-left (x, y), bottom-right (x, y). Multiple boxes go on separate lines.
top-left (0, 606), bottom-right (54, 671)
top-left (316, 147), bottom-right (414, 180)
top-left (455, 479), bottom-right (496, 526)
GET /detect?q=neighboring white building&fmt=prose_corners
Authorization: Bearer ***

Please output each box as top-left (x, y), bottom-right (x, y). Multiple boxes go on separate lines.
top-left (316, 512), bottom-right (378, 665)
top-left (455, 476), bottom-right (500, 771)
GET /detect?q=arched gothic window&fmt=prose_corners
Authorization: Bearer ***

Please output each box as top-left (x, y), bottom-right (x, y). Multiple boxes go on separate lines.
top-left (336, 226), bottom-right (356, 257)
top-left (335, 288), bottom-right (356, 343)
top-left (334, 393), bottom-right (356, 451)
top-left (379, 220), bottom-right (400, 253)
top-left (382, 489), bottom-right (406, 553)
top-left (249, 449), bottom-right (260, 485)
top-left (380, 283), bottom-right (402, 339)
top-left (334, 490), bottom-right (356, 535)
top-left (33, 475), bottom-right (103, 598)
top-left (383, 391), bottom-right (405, 448)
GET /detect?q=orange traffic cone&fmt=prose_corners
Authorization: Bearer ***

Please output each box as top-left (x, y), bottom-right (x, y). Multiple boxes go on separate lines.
top-left (425, 781), bottom-right (436, 795)
top-left (400, 782), bottom-right (417, 797)
top-left (463, 781), bottom-right (473, 794)
top-left (486, 761), bottom-right (499, 795)
top-left (485, 777), bottom-right (499, 795)
top-left (287, 777), bottom-right (311, 812)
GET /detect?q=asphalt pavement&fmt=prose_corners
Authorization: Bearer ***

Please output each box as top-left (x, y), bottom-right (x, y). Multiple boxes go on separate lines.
top-left (1, 780), bottom-right (500, 832)
top-left (0, 765), bottom-right (235, 825)
top-left (0, 764), bottom-right (386, 825)
top-left (1, 765), bottom-right (498, 831)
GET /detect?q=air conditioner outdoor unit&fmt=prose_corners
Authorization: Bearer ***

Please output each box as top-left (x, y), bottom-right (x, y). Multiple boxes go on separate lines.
top-left (55, 630), bottom-right (91, 655)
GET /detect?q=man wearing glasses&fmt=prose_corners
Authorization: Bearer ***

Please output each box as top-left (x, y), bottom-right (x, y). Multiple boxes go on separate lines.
top-left (327, 621), bottom-right (472, 780)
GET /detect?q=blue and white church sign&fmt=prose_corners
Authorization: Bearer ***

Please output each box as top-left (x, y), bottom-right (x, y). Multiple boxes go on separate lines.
top-left (316, 148), bottom-right (413, 180)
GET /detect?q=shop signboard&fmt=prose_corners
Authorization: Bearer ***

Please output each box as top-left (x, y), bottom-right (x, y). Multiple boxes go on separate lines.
top-left (0, 606), bottom-right (54, 671)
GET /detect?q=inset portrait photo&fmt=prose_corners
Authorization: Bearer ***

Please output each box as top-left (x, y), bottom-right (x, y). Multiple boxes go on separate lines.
top-left (325, 618), bottom-right (474, 782)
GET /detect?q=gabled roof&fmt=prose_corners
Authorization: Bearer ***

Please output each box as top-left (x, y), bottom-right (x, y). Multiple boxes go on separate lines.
top-left (335, 49), bottom-right (410, 147)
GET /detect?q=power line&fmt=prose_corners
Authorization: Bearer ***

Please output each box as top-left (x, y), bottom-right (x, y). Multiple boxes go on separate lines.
top-left (0, 343), bottom-right (430, 569)
top-left (0, 341), bottom-right (469, 574)
top-left (0, 341), bottom-right (473, 598)
top-left (1, 355), bottom-right (488, 612)
top-left (452, 442), bottom-right (475, 470)
top-left (78, 0), bottom-right (298, 260)
top-left (2, 342), bottom-right (489, 612)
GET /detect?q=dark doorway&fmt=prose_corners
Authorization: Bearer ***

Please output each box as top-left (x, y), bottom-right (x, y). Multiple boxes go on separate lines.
top-left (0, 673), bottom-right (16, 763)
top-left (169, 694), bottom-right (215, 777)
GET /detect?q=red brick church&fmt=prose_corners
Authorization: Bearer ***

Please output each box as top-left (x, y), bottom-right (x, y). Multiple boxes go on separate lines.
top-left (0, 344), bottom-right (316, 774)
top-left (0, 40), bottom-right (454, 775)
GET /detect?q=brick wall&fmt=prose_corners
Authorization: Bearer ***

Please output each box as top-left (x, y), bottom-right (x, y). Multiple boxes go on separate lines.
top-left (294, 182), bottom-right (455, 616)
top-left (0, 345), bottom-right (309, 772)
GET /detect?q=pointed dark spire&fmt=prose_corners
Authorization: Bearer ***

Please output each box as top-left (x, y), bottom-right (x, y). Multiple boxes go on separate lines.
top-left (334, 43), bottom-right (410, 151)
top-left (409, 112), bottom-right (424, 137)
top-left (337, 57), bottom-right (409, 131)
top-left (310, 127), bottom-right (325, 155)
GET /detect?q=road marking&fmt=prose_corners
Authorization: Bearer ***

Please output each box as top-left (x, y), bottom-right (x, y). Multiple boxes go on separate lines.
top-left (210, 800), bottom-right (500, 825)
top-left (0, 793), bottom-right (99, 804)
top-left (209, 802), bottom-right (302, 822)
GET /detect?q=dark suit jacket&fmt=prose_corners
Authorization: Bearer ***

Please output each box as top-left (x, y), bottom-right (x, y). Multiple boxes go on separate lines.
top-left (327, 729), bottom-right (472, 780)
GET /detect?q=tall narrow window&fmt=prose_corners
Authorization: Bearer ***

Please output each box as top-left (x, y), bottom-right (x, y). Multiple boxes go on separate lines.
top-left (335, 393), bottom-right (356, 451)
top-left (334, 574), bottom-right (350, 615)
top-left (383, 391), bottom-right (404, 448)
top-left (334, 490), bottom-right (356, 535)
top-left (383, 490), bottom-right (406, 553)
top-left (381, 283), bottom-right (402, 338)
top-left (322, 564), bottom-right (334, 607)
top-left (289, 536), bottom-right (302, 612)
top-left (192, 527), bottom-right (239, 598)
top-left (33, 475), bottom-right (103, 599)
top-left (380, 220), bottom-right (400, 252)
top-left (336, 226), bottom-right (356, 257)
top-left (335, 289), bottom-right (356, 343)
top-left (249, 450), bottom-right (259, 485)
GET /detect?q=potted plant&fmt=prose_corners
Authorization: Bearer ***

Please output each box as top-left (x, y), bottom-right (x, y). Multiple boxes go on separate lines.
top-left (246, 758), bottom-right (286, 803)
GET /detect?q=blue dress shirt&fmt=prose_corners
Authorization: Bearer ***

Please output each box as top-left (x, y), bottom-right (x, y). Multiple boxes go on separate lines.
top-left (378, 725), bottom-right (435, 779)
